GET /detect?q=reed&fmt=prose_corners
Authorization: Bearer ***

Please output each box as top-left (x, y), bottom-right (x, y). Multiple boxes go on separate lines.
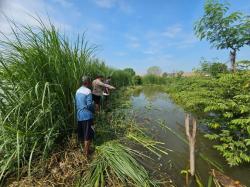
top-left (82, 141), bottom-right (158, 187)
top-left (0, 18), bottom-right (133, 182)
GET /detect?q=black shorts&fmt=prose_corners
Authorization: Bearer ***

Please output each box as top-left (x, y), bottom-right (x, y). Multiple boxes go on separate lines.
top-left (92, 94), bottom-right (101, 105)
top-left (77, 119), bottom-right (94, 141)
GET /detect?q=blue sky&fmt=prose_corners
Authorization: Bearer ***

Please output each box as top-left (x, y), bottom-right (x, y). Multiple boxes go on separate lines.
top-left (1, 0), bottom-right (250, 74)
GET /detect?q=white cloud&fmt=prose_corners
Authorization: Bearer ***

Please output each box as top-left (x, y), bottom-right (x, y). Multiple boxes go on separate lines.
top-left (94, 0), bottom-right (116, 8)
top-left (125, 34), bottom-right (140, 48)
top-left (142, 24), bottom-right (198, 52)
top-left (165, 34), bottom-right (198, 48)
top-left (114, 51), bottom-right (127, 56)
top-left (88, 22), bottom-right (105, 32)
top-left (118, 1), bottom-right (133, 13)
top-left (52, 0), bottom-right (81, 17)
top-left (130, 42), bottom-right (140, 48)
top-left (177, 34), bottom-right (198, 48)
top-left (125, 35), bottom-right (138, 41)
top-left (162, 24), bottom-right (182, 38)
top-left (52, 0), bottom-right (73, 8)
top-left (143, 50), bottom-right (155, 55)
top-left (82, 22), bottom-right (107, 46)
top-left (0, 1), bottom-right (45, 35)
top-left (0, 0), bottom-right (73, 36)
top-left (93, 0), bottom-right (133, 13)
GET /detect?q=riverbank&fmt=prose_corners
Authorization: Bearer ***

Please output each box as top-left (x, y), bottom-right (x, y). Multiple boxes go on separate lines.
top-left (132, 84), bottom-right (249, 186)
top-left (0, 21), bottom-right (174, 186)
top-left (163, 74), bottom-right (250, 167)
top-left (140, 73), bottom-right (250, 167)
top-left (6, 88), bottom-right (174, 187)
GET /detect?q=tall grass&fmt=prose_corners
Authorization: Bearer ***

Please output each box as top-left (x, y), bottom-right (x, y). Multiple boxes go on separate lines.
top-left (0, 19), bottom-right (133, 182)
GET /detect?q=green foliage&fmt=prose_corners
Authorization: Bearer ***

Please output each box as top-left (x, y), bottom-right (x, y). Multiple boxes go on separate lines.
top-left (110, 69), bottom-right (134, 87)
top-left (194, 0), bottom-right (247, 50)
top-left (176, 71), bottom-right (184, 78)
top-left (147, 66), bottom-right (162, 75)
top-left (133, 75), bottom-right (142, 85)
top-left (123, 68), bottom-right (136, 76)
top-left (164, 73), bottom-right (250, 166)
top-left (194, 0), bottom-right (250, 71)
top-left (209, 63), bottom-right (228, 77)
top-left (0, 20), bottom-right (133, 181)
top-left (83, 141), bottom-right (157, 187)
top-left (162, 72), bottom-right (168, 77)
top-left (142, 74), bottom-right (166, 85)
top-left (194, 58), bottom-right (228, 77)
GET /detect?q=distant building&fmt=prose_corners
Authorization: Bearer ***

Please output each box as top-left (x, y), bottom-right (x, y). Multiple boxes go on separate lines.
top-left (182, 72), bottom-right (197, 77)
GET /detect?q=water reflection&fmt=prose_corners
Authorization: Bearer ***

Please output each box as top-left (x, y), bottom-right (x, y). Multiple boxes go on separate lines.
top-left (132, 86), bottom-right (167, 101)
top-left (131, 87), bottom-right (250, 187)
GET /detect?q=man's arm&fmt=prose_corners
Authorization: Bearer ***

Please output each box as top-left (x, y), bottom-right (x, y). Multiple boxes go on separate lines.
top-left (86, 94), bottom-right (94, 112)
top-left (96, 79), bottom-right (115, 89)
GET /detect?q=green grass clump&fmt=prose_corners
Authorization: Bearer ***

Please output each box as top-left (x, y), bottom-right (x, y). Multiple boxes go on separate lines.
top-left (83, 141), bottom-right (158, 187)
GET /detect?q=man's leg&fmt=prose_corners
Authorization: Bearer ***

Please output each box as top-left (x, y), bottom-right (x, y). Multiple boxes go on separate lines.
top-left (78, 121), bottom-right (85, 151)
top-left (93, 94), bottom-right (100, 112)
top-left (95, 103), bottom-right (100, 112)
top-left (84, 119), bottom-right (94, 157)
top-left (84, 140), bottom-right (91, 156)
top-left (105, 96), bottom-right (109, 108)
top-left (96, 96), bottom-right (102, 112)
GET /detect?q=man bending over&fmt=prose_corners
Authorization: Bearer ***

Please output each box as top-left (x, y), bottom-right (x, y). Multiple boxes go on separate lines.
top-left (92, 75), bottom-right (115, 111)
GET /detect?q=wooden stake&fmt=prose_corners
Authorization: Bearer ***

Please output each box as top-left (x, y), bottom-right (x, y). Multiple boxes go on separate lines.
top-left (185, 114), bottom-right (197, 176)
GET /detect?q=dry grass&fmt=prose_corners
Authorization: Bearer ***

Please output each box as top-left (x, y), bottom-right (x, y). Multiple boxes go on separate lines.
top-left (8, 136), bottom-right (88, 187)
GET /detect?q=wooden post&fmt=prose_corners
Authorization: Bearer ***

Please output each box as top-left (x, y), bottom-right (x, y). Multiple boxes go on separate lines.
top-left (185, 114), bottom-right (197, 176)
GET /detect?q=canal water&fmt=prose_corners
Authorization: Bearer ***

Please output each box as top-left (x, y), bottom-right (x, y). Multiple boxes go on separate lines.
top-left (130, 86), bottom-right (250, 187)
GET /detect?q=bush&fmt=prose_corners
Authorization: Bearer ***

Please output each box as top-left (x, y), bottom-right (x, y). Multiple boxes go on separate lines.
top-left (133, 75), bottom-right (142, 85)
top-left (164, 73), bottom-right (250, 166)
top-left (142, 74), bottom-right (166, 85)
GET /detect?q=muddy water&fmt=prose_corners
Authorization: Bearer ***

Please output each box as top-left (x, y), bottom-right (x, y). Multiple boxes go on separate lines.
top-left (130, 86), bottom-right (250, 187)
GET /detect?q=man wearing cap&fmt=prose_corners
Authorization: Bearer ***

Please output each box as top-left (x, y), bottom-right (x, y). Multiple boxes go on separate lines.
top-left (75, 76), bottom-right (94, 157)
top-left (92, 75), bottom-right (115, 111)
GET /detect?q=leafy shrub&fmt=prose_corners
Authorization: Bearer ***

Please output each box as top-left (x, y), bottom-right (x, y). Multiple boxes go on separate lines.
top-left (142, 74), bottom-right (166, 85)
top-left (165, 73), bottom-right (250, 166)
top-left (133, 75), bottom-right (142, 85)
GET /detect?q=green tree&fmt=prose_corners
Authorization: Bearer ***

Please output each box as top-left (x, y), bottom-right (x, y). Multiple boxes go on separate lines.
top-left (209, 63), bottom-right (228, 76)
top-left (176, 71), bottom-right (184, 78)
top-left (162, 72), bottom-right (168, 77)
top-left (133, 75), bottom-right (142, 85)
top-left (147, 66), bottom-right (162, 76)
top-left (124, 68), bottom-right (136, 76)
top-left (196, 59), bottom-right (228, 77)
top-left (243, 16), bottom-right (250, 45)
top-left (194, 0), bottom-right (249, 72)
